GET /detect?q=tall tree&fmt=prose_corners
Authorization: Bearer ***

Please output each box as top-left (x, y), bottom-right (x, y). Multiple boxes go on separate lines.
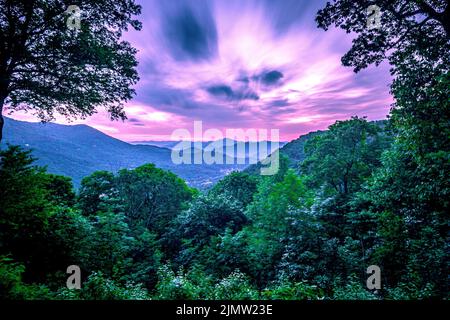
top-left (302, 117), bottom-right (389, 195)
top-left (115, 164), bottom-right (195, 235)
top-left (209, 171), bottom-right (259, 209)
top-left (316, 0), bottom-right (449, 152)
top-left (0, 0), bottom-right (142, 141)
top-left (316, 0), bottom-right (449, 296)
top-left (316, 0), bottom-right (449, 72)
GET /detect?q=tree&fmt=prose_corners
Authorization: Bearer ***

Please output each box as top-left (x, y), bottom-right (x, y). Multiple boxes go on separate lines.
top-left (209, 171), bottom-right (258, 209)
top-left (115, 164), bottom-right (195, 234)
top-left (316, 0), bottom-right (449, 72)
top-left (0, 145), bottom-right (51, 281)
top-left (0, 145), bottom-right (89, 284)
top-left (87, 212), bottom-right (133, 280)
top-left (58, 271), bottom-right (150, 300)
top-left (316, 0), bottom-right (449, 159)
top-left (0, 256), bottom-right (54, 300)
top-left (173, 194), bottom-right (248, 255)
top-left (243, 170), bottom-right (314, 288)
top-left (78, 170), bottom-right (117, 216)
top-left (0, 0), bottom-right (142, 141)
top-left (302, 117), bottom-right (389, 195)
top-left (316, 0), bottom-right (449, 297)
top-left (41, 173), bottom-right (76, 206)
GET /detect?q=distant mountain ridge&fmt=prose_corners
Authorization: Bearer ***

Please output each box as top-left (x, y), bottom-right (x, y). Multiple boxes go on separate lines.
top-left (244, 130), bottom-right (323, 175)
top-left (131, 140), bottom-right (287, 150)
top-left (245, 119), bottom-right (389, 175)
top-left (1, 117), bottom-right (388, 189)
top-left (1, 117), bottom-right (251, 189)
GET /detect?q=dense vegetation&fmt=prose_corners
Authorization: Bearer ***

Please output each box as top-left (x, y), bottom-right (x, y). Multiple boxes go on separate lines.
top-left (0, 113), bottom-right (448, 300)
top-left (1, 0), bottom-right (448, 300)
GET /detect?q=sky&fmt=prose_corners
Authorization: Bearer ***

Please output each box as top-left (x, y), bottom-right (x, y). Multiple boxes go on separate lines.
top-left (10, 0), bottom-right (393, 142)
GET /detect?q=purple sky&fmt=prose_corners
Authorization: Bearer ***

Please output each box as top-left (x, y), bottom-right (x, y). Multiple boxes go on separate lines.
top-left (11, 0), bottom-right (393, 142)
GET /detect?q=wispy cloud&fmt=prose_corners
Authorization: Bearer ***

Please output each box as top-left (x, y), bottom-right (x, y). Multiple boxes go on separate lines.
top-left (10, 0), bottom-right (392, 141)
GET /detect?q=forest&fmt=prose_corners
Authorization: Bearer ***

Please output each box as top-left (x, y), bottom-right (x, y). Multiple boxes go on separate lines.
top-left (1, 113), bottom-right (448, 299)
top-left (0, 0), bottom-right (449, 300)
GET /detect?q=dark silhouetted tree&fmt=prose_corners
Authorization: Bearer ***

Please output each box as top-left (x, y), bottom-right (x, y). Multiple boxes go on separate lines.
top-left (0, 0), bottom-right (142, 140)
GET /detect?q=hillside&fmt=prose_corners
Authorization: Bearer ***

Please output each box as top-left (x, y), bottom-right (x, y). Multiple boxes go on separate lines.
top-left (245, 120), bottom-right (389, 175)
top-left (0, 117), bottom-right (248, 189)
top-left (244, 130), bottom-right (324, 175)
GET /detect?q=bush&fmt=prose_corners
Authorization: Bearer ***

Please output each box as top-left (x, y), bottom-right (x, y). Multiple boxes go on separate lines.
top-left (0, 256), bottom-right (54, 300)
top-left (262, 280), bottom-right (324, 300)
top-left (332, 276), bottom-right (379, 300)
top-left (212, 271), bottom-right (259, 300)
top-left (153, 265), bottom-right (212, 299)
top-left (57, 271), bottom-right (149, 300)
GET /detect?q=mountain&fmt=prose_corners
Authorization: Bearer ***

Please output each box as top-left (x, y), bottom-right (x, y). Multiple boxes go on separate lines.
top-left (1, 117), bottom-right (253, 189)
top-left (244, 130), bottom-right (324, 175)
top-left (130, 141), bottom-right (181, 149)
top-left (131, 139), bottom-right (286, 154)
top-left (245, 119), bottom-right (389, 175)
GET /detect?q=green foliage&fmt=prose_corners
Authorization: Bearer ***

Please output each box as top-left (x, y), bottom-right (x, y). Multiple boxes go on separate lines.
top-left (0, 0), bottom-right (143, 141)
top-left (153, 265), bottom-right (213, 300)
top-left (0, 146), bottom-right (57, 282)
top-left (0, 256), bottom-right (54, 300)
top-left (177, 194), bottom-right (247, 245)
top-left (262, 280), bottom-right (324, 300)
top-left (41, 174), bottom-right (76, 207)
top-left (212, 271), bottom-right (259, 300)
top-left (169, 193), bottom-right (248, 268)
top-left (87, 212), bottom-right (133, 279)
top-left (385, 282), bottom-right (436, 300)
top-left (58, 271), bottom-right (149, 300)
top-left (78, 171), bottom-right (116, 216)
top-left (0, 146), bottom-right (172, 297)
top-left (302, 117), bottom-right (390, 195)
top-left (332, 276), bottom-right (378, 300)
top-left (116, 164), bottom-right (195, 233)
top-left (247, 169), bottom-right (313, 231)
top-left (124, 228), bottom-right (162, 289)
top-left (315, 0), bottom-right (449, 299)
top-left (209, 171), bottom-right (258, 209)
top-left (154, 266), bottom-right (258, 300)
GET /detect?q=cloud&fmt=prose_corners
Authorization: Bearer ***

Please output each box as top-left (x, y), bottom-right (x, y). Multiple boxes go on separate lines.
top-left (10, 0), bottom-right (393, 142)
top-left (119, 0), bottom-right (393, 141)
top-left (266, 99), bottom-right (291, 108)
top-left (206, 85), bottom-right (233, 98)
top-left (206, 84), bottom-right (259, 101)
top-left (254, 70), bottom-right (284, 86)
top-left (161, 1), bottom-right (218, 61)
top-left (128, 118), bottom-right (147, 126)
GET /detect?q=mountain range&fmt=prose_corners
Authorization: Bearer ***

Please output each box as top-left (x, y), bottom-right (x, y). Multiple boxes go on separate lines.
top-left (1, 117), bottom-right (291, 189)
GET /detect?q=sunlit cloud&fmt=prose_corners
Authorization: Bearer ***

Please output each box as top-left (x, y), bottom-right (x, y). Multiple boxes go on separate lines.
top-left (9, 0), bottom-right (392, 141)
top-left (288, 115), bottom-right (324, 124)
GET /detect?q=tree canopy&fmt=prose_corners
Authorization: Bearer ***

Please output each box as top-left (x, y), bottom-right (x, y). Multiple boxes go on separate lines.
top-left (0, 0), bottom-right (142, 140)
top-left (0, 0), bottom-right (448, 301)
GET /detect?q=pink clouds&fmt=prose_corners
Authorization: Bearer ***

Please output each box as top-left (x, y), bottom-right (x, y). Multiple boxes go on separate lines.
top-left (9, 0), bottom-right (393, 142)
